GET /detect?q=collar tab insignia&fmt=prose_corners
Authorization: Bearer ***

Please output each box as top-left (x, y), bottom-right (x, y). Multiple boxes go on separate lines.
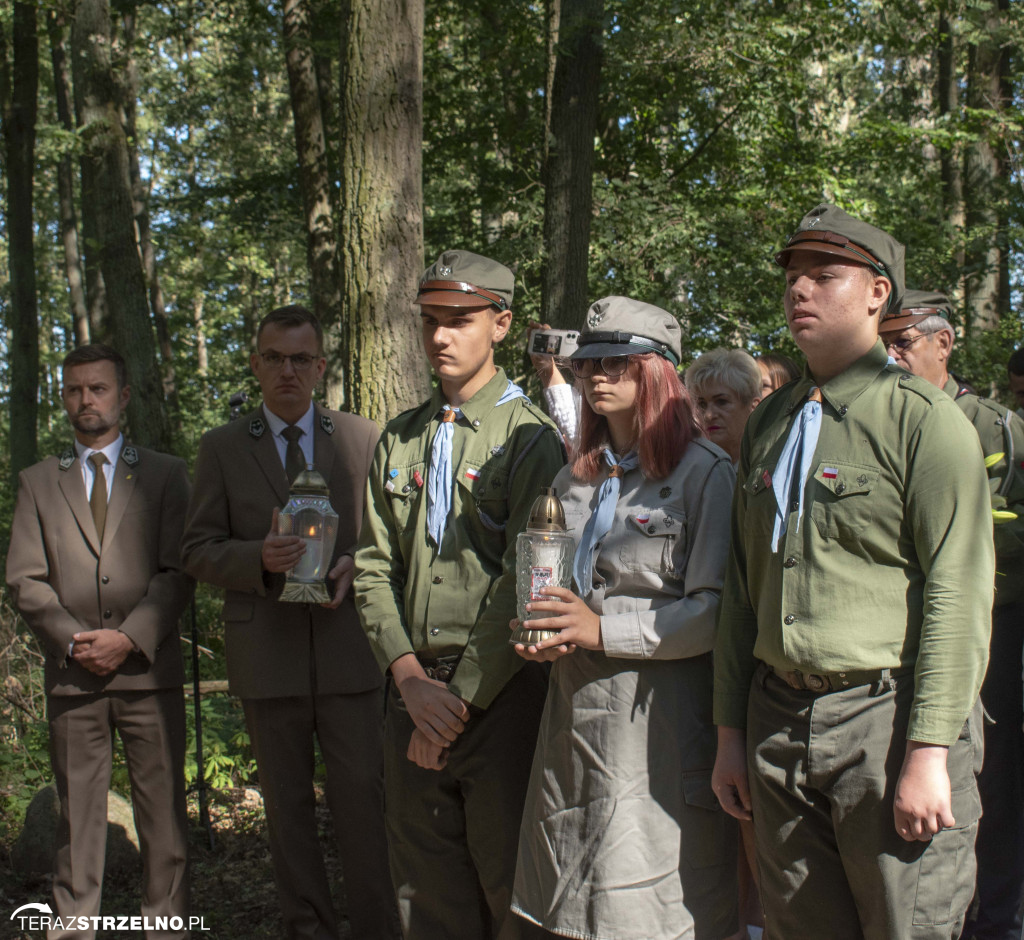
top-left (121, 446), bottom-right (140, 467)
top-left (58, 450), bottom-right (75, 471)
top-left (320, 414), bottom-right (335, 435)
top-left (249, 418), bottom-right (266, 439)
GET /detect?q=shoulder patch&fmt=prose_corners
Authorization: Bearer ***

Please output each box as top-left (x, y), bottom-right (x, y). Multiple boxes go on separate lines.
top-left (249, 417), bottom-right (266, 439)
top-left (121, 446), bottom-right (140, 467)
top-left (320, 414), bottom-right (335, 435)
top-left (58, 450), bottom-right (75, 471)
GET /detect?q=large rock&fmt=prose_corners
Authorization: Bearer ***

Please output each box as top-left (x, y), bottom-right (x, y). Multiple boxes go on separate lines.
top-left (11, 784), bottom-right (141, 878)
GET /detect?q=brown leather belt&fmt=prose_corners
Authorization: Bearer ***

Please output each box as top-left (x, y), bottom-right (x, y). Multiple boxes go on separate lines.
top-left (416, 652), bottom-right (461, 683)
top-left (769, 665), bottom-right (902, 693)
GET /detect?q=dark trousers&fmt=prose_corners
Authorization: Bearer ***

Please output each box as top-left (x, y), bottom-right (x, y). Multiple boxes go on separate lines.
top-left (748, 663), bottom-right (981, 940)
top-left (243, 690), bottom-right (399, 940)
top-left (963, 601), bottom-right (1024, 940)
top-left (384, 662), bottom-right (548, 940)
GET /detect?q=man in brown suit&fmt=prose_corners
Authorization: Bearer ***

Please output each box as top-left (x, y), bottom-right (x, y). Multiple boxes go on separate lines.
top-left (7, 344), bottom-right (192, 939)
top-left (181, 305), bottom-right (397, 940)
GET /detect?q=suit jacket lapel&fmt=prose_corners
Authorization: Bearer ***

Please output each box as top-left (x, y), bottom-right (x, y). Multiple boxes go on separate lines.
top-left (102, 452), bottom-right (137, 548)
top-left (57, 458), bottom-right (102, 556)
top-left (313, 404), bottom-right (336, 485)
top-left (254, 406), bottom-right (291, 505)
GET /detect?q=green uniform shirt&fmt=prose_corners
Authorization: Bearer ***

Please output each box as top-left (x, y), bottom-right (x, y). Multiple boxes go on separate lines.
top-left (355, 368), bottom-right (566, 709)
top-left (944, 375), bottom-right (1024, 606)
top-left (714, 342), bottom-right (994, 746)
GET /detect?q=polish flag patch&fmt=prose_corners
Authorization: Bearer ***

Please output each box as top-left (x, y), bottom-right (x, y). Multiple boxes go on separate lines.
top-left (822, 467), bottom-right (839, 479)
top-left (762, 469), bottom-right (772, 488)
top-left (636, 514), bottom-right (650, 525)
top-left (465, 467), bottom-right (481, 481)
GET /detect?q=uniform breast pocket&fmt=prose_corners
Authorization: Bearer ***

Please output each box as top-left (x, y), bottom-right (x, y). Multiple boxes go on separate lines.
top-left (620, 507), bottom-right (684, 575)
top-left (809, 461), bottom-right (878, 541)
top-left (386, 461), bottom-right (425, 534)
top-left (457, 463), bottom-right (509, 532)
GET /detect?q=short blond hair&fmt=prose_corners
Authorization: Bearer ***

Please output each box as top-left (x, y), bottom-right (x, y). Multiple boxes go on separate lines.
top-left (684, 347), bottom-right (761, 404)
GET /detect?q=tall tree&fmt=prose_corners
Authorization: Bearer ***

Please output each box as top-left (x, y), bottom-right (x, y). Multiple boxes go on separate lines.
top-left (540, 0), bottom-right (604, 329)
top-left (283, 0), bottom-right (342, 404)
top-left (0, 2), bottom-right (40, 484)
top-left (46, 4), bottom-right (90, 347)
top-left (71, 0), bottom-right (169, 449)
top-left (339, 0), bottom-right (429, 422)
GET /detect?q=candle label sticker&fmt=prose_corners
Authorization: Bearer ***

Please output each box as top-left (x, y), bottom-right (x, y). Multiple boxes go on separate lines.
top-left (530, 566), bottom-right (554, 602)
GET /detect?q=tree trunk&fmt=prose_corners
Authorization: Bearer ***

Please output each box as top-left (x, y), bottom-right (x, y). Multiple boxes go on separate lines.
top-left (47, 4), bottom-right (90, 346)
top-left (339, 0), bottom-right (429, 423)
top-left (0, 2), bottom-right (40, 483)
top-left (540, 0), bottom-right (604, 329)
top-left (283, 0), bottom-right (342, 405)
top-left (963, 0), bottom-right (1008, 335)
top-left (937, 3), bottom-right (965, 305)
top-left (71, 0), bottom-right (170, 450)
top-left (119, 6), bottom-right (180, 421)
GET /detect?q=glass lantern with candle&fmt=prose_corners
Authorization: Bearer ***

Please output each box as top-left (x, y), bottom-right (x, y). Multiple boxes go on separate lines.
top-left (509, 488), bottom-right (575, 646)
top-left (276, 465), bottom-right (339, 604)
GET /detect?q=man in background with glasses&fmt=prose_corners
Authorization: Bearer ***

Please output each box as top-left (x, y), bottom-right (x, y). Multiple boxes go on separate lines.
top-left (881, 290), bottom-right (1024, 940)
top-left (182, 305), bottom-right (398, 939)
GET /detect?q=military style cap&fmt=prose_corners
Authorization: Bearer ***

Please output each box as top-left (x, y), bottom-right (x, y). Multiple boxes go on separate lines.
top-left (879, 289), bottom-right (953, 332)
top-left (775, 203), bottom-right (906, 313)
top-left (416, 250), bottom-right (514, 310)
top-left (570, 296), bottom-right (682, 366)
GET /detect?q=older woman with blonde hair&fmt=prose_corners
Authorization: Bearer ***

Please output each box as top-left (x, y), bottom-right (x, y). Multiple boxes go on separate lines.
top-left (684, 348), bottom-right (762, 464)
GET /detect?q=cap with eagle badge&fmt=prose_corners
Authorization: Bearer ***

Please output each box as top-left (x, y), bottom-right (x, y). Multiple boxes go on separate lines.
top-left (416, 250), bottom-right (515, 311)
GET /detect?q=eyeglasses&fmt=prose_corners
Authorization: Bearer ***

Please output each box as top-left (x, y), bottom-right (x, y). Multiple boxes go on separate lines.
top-left (259, 352), bottom-right (319, 371)
top-left (570, 356), bottom-right (632, 378)
top-left (883, 332), bottom-right (935, 354)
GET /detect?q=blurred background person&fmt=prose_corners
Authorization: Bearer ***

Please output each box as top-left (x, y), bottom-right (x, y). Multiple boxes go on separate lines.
top-left (685, 348), bottom-right (762, 465)
top-left (755, 352), bottom-right (800, 399)
top-left (527, 319), bottom-right (579, 448)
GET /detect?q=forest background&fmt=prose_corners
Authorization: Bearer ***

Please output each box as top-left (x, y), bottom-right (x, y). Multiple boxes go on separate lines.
top-left (0, 0), bottom-right (1022, 919)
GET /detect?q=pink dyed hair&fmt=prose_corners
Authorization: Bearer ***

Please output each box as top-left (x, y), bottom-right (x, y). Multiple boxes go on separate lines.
top-left (571, 353), bottom-right (700, 482)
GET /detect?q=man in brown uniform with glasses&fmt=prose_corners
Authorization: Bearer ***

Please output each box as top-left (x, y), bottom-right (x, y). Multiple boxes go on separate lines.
top-left (182, 305), bottom-right (398, 939)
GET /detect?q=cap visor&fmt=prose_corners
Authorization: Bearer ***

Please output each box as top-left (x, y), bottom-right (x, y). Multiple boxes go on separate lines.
top-left (570, 341), bottom-right (653, 360)
top-left (415, 290), bottom-right (499, 308)
top-left (775, 243), bottom-right (874, 268)
top-left (879, 313), bottom-right (930, 332)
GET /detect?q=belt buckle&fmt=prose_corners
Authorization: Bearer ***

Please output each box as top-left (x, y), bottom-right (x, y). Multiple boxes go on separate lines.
top-left (803, 673), bottom-right (830, 692)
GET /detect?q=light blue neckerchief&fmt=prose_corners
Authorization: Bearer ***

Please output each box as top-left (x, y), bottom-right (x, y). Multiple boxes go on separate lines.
top-left (573, 449), bottom-right (640, 595)
top-left (426, 380), bottom-right (529, 547)
top-left (770, 388), bottom-right (822, 553)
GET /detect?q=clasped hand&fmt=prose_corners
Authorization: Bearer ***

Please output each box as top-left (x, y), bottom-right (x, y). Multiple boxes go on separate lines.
top-left (510, 586), bottom-right (601, 662)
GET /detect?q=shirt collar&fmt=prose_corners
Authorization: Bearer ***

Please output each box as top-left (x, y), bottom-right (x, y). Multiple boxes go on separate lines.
top-left (75, 433), bottom-right (124, 469)
top-left (783, 341), bottom-right (890, 418)
top-left (262, 401), bottom-right (315, 439)
top-left (430, 368), bottom-right (510, 433)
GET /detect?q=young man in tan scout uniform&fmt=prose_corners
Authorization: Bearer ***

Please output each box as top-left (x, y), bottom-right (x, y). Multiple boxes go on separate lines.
top-left (182, 305), bottom-right (397, 940)
top-left (7, 344), bottom-right (192, 938)
top-left (355, 250), bottom-right (565, 938)
top-left (880, 291), bottom-right (1024, 940)
top-left (712, 206), bottom-right (994, 939)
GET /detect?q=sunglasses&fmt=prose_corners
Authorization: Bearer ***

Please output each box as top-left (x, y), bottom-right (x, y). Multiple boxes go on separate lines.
top-left (570, 356), bottom-right (632, 378)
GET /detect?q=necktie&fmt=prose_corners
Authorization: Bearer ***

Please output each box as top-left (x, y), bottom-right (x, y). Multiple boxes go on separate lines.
top-left (573, 449), bottom-right (640, 595)
top-left (282, 425), bottom-right (305, 483)
top-left (426, 380), bottom-right (529, 548)
top-left (770, 387), bottom-right (823, 553)
top-left (88, 452), bottom-right (108, 541)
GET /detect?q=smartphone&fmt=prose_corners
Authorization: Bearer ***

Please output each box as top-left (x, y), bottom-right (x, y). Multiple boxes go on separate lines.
top-left (529, 328), bottom-right (580, 357)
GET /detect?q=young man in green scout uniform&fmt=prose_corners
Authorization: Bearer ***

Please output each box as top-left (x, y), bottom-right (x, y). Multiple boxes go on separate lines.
top-left (354, 250), bottom-right (565, 939)
top-left (711, 205), bottom-right (995, 940)
top-left (880, 291), bottom-right (1024, 940)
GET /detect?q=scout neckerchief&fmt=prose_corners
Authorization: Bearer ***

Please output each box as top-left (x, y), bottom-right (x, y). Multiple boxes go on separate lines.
top-left (770, 387), bottom-right (822, 553)
top-left (573, 449), bottom-right (640, 595)
top-left (426, 380), bottom-right (529, 548)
